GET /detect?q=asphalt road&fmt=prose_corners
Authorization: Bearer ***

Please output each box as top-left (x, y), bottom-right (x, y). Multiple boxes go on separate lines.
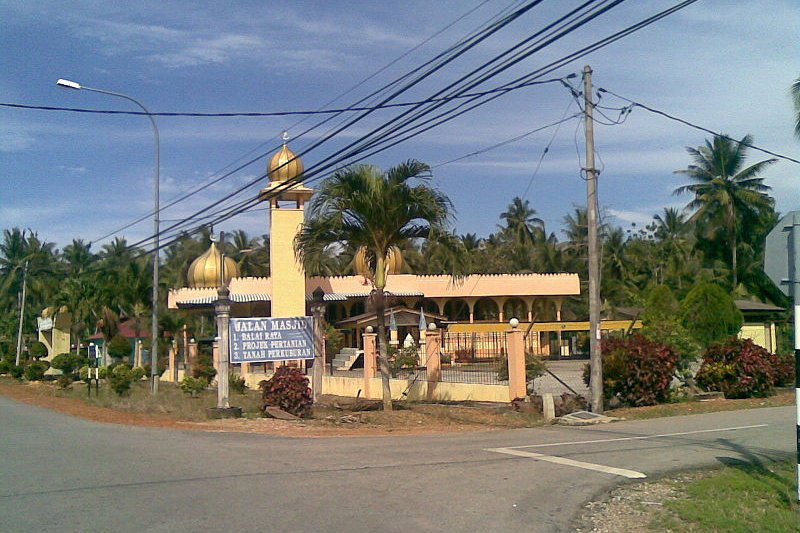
top-left (0, 396), bottom-right (794, 533)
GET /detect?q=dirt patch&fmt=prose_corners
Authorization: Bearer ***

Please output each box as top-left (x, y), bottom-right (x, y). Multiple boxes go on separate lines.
top-left (576, 471), bottom-right (709, 532)
top-left (0, 379), bottom-right (531, 437)
top-left (604, 390), bottom-right (795, 420)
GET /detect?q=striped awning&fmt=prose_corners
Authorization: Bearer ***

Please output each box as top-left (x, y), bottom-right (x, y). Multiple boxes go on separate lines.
top-left (176, 293), bottom-right (271, 307)
top-left (305, 290), bottom-right (424, 302)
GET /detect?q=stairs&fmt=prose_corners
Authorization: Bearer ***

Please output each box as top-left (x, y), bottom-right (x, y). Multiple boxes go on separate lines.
top-left (332, 348), bottom-right (363, 371)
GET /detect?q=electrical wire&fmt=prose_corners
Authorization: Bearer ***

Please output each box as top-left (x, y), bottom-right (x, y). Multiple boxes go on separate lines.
top-left (597, 87), bottom-right (800, 165)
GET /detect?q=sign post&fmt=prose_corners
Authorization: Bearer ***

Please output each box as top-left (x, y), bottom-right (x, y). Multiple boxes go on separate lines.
top-left (764, 210), bottom-right (800, 503)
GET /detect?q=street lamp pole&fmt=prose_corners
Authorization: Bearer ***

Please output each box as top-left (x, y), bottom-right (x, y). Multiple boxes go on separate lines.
top-left (56, 78), bottom-right (161, 394)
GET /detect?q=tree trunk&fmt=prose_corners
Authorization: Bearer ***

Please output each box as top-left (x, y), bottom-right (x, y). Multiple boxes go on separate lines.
top-left (374, 255), bottom-right (393, 411)
top-left (729, 206), bottom-right (737, 289)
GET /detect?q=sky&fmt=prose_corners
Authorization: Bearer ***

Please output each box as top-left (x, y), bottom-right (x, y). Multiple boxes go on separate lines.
top-left (1, 0), bottom-right (798, 253)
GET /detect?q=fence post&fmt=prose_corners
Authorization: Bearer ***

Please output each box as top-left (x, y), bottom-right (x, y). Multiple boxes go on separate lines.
top-left (425, 325), bottom-right (441, 382)
top-left (507, 319), bottom-right (527, 401)
top-left (363, 328), bottom-right (377, 399)
top-left (167, 341), bottom-right (176, 382)
top-left (187, 338), bottom-right (197, 378)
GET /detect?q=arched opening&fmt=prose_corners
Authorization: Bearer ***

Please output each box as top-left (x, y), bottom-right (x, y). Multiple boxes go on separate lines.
top-left (503, 298), bottom-right (527, 322)
top-left (443, 299), bottom-right (470, 322)
top-left (532, 299), bottom-right (556, 321)
top-left (349, 300), bottom-right (366, 317)
top-left (325, 303), bottom-right (348, 323)
top-left (420, 298), bottom-right (440, 316)
top-left (473, 298), bottom-right (499, 321)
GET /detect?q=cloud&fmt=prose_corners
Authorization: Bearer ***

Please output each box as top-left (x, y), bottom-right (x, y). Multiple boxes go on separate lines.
top-left (0, 131), bottom-right (35, 152)
top-left (74, 19), bottom-right (267, 68)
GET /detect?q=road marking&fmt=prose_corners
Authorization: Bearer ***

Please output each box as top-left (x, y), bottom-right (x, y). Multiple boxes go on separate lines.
top-left (501, 424), bottom-right (769, 450)
top-left (486, 447), bottom-right (647, 479)
top-left (484, 424), bottom-right (768, 479)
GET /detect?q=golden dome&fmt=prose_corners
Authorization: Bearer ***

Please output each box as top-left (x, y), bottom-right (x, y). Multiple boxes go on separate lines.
top-left (268, 133), bottom-right (304, 182)
top-left (354, 246), bottom-right (404, 277)
top-left (187, 242), bottom-right (240, 288)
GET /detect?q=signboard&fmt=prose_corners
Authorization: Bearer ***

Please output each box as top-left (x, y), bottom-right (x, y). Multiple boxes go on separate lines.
top-left (37, 317), bottom-right (53, 331)
top-left (765, 210), bottom-right (800, 297)
top-left (229, 317), bottom-right (314, 363)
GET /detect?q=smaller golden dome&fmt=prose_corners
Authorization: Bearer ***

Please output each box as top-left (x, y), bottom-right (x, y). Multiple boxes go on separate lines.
top-left (354, 246), bottom-right (404, 277)
top-left (187, 242), bottom-right (240, 288)
top-left (268, 133), bottom-right (304, 182)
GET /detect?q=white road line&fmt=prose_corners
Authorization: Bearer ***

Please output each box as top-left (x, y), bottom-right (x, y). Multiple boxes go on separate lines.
top-left (486, 447), bottom-right (647, 479)
top-left (503, 424), bottom-right (769, 450)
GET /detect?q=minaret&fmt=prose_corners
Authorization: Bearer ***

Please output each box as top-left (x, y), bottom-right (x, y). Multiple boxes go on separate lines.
top-left (261, 132), bottom-right (313, 318)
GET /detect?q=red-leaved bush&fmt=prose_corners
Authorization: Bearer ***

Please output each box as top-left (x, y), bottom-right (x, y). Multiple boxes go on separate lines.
top-left (584, 334), bottom-right (678, 407)
top-left (259, 366), bottom-right (313, 417)
top-left (695, 338), bottom-right (778, 398)
top-left (773, 353), bottom-right (796, 387)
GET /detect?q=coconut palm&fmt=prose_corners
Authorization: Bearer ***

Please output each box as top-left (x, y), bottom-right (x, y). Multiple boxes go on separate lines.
top-left (295, 160), bottom-right (453, 410)
top-left (674, 134), bottom-right (776, 288)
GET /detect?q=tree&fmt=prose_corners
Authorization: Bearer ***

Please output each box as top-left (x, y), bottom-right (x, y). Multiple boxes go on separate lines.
top-left (295, 160), bottom-right (454, 410)
top-left (679, 282), bottom-right (743, 348)
top-left (674, 134), bottom-right (776, 288)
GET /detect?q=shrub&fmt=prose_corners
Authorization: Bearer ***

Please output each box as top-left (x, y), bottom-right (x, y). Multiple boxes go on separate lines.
top-left (773, 353), bottom-right (796, 387)
top-left (24, 361), bottom-right (47, 381)
top-left (695, 338), bottom-right (778, 398)
top-left (10, 364), bottom-right (25, 379)
top-left (51, 352), bottom-right (89, 375)
top-left (229, 374), bottom-right (248, 394)
top-left (107, 334), bottom-right (132, 360)
top-left (56, 374), bottom-right (74, 389)
top-left (107, 364), bottom-right (134, 396)
top-left (679, 283), bottom-right (743, 348)
top-left (497, 351), bottom-right (546, 382)
top-left (260, 366), bottom-right (313, 418)
top-left (180, 376), bottom-right (208, 397)
top-left (193, 354), bottom-right (217, 383)
top-left (583, 334), bottom-right (678, 407)
top-left (29, 341), bottom-right (48, 359)
top-left (130, 366), bottom-right (147, 381)
top-left (0, 359), bottom-right (10, 374)
top-left (390, 346), bottom-right (419, 376)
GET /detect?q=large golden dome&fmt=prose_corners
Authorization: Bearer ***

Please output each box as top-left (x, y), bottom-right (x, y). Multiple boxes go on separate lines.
top-left (187, 242), bottom-right (240, 288)
top-left (268, 133), bottom-right (304, 182)
top-left (354, 246), bottom-right (404, 277)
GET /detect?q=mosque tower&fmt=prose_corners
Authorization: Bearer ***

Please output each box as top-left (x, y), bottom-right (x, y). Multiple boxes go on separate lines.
top-left (260, 133), bottom-right (314, 317)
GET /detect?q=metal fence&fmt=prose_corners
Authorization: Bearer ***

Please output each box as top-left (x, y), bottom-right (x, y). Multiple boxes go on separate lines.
top-left (440, 331), bottom-right (507, 384)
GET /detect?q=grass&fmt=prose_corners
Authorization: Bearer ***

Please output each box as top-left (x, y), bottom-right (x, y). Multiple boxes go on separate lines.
top-left (23, 378), bottom-right (264, 421)
top-left (605, 389), bottom-right (795, 420)
top-left (652, 460), bottom-right (799, 533)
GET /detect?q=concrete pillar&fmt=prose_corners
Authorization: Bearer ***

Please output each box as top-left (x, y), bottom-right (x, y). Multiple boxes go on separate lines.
top-left (363, 330), bottom-right (377, 399)
top-left (214, 287), bottom-right (232, 409)
top-left (168, 341), bottom-right (176, 382)
top-left (507, 324), bottom-right (527, 401)
top-left (496, 297), bottom-right (507, 323)
top-left (187, 338), bottom-right (198, 378)
top-left (425, 327), bottom-right (441, 383)
top-left (212, 339), bottom-right (220, 380)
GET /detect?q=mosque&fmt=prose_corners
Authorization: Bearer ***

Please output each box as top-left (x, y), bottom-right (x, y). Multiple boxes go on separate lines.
top-left (167, 138), bottom-right (585, 387)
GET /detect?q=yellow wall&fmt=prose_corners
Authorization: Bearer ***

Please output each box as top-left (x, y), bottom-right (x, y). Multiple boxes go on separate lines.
top-left (739, 323), bottom-right (775, 353)
top-left (269, 207), bottom-right (307, 317)
top-left (448, 320), bottom-right (641, 333)
top-left (39, 313), bottom-right (71, 360)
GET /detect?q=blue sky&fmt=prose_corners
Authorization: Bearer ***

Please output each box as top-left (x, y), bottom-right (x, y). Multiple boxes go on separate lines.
top-left (1, 0), bottom-right (798, 251)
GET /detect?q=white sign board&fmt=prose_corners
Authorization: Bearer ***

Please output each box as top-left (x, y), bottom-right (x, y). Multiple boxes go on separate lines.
top-left (229, 317), bottom-right (314, 363)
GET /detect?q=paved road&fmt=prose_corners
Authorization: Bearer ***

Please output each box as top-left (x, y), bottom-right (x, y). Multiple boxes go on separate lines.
top-left (0, 396), bottom-right (793, 533)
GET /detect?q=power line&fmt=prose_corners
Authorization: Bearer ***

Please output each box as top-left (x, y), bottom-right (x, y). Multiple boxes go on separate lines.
top-left (86, 1), bottom-right (539, 245)
top-left (597, 88), bottom-right (800, 165)
top-left (143, 0), bottom-right (694, 251)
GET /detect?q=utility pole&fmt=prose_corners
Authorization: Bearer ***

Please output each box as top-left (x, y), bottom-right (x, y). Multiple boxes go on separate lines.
top-left (15, 260), bottom-right (29, 366)
top-left (584, 65), bottom-right (603, 413)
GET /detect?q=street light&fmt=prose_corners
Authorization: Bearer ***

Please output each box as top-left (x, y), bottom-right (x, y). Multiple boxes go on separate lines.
top-left (57, 78), bottom-right (161, 394)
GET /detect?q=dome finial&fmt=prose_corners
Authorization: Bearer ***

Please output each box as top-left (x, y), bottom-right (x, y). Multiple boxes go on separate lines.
top-left (281, 130), bottom-right (289, 144)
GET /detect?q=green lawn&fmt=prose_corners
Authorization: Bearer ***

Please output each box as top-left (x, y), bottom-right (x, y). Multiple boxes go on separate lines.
top-left (654, 460), bottom-right (799, 532)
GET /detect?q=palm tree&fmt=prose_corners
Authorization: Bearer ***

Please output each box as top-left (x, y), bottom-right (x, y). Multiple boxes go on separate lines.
top-left (499, 197), bottom-right (544, 246)
top-left (295, 160), bottom-right (453, 410)
top-left (674, 134), bottom-right (776, 288)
